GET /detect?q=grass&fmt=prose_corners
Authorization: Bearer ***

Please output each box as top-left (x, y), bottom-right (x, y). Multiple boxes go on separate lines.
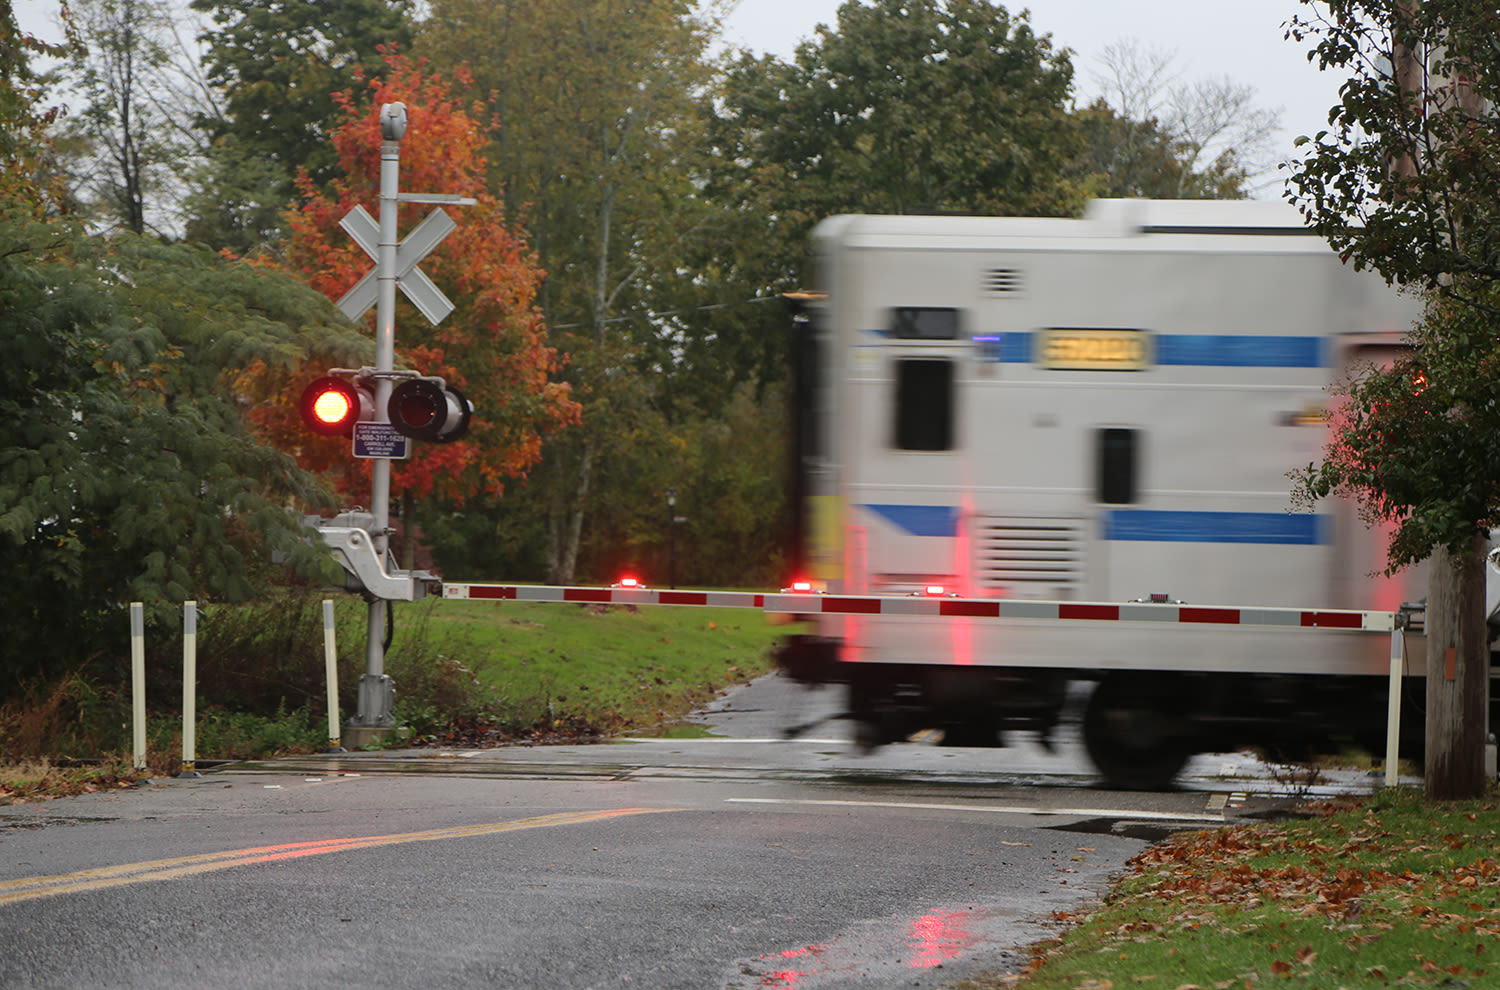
top-left (415, 599), bottom-right (782, 737)
top-left (1, 593), bottom-right (786, 799)
top-left (0, 698), bottom-right (359, 801)
top-left (0, 758), bottom-right (150, 802)
top-left (977, 787), bottom-right (1500, 990)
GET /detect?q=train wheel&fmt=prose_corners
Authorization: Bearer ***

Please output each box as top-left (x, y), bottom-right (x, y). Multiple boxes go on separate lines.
top-left (848, 670), bottom-right (906, 753)
top-left (1083, 674), bottom-right (1191, 790)
top-left (852, 717), bottom-right (884, 754)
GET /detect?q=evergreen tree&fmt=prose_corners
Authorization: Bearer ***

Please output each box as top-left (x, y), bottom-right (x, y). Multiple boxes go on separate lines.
top-left (0, 209), bottom-right (366, 693)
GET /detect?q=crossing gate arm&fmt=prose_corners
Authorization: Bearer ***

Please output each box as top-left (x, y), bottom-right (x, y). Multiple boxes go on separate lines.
top-left (443, 583), bottom-right (1409, 787)
top-left (441, 584), bottom-right (1396, 631)
top-left (442, 584), bottom-right (768, 609)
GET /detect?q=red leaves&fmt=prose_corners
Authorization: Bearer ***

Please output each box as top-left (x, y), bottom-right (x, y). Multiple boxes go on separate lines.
top-left (267, 52), bottom-right (581, 504)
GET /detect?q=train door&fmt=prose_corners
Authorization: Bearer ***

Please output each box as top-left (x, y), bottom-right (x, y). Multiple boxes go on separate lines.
top-left (853, 305), bottom-right (967, 598)
top-left (787, 294), bottom-right (827, 585)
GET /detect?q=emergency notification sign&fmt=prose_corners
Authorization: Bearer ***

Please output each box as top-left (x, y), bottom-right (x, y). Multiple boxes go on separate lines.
top-left (353, 422), bottom-right (411, 460)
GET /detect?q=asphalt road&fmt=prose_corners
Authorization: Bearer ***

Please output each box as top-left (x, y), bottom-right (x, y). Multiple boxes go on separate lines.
top-left (0, 674), bottom-right (1398, 990)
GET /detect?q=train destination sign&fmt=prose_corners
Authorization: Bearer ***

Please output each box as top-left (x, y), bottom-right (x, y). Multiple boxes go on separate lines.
top-left (1038, 327), bottom-right (1150, 370)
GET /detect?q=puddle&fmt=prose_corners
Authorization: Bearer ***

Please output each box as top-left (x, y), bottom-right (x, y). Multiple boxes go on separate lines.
top-left (726, 905), bottom-right (1033, 988)
top-left (1045, 816), bottom-right (1214, 842)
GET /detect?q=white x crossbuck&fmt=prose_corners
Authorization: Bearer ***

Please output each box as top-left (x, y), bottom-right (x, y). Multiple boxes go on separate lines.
top-left (336, 205), bottom-right (456, 325)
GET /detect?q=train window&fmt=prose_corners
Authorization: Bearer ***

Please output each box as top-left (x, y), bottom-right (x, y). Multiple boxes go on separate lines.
top-left (793, 311), bottom-right (824, 459)
top-left (894, 359), bottom-right (954, 451)
top-left (890, 307), bottom-right (961, 340)
top-left (1096, 428), bottom-right (1138, 503)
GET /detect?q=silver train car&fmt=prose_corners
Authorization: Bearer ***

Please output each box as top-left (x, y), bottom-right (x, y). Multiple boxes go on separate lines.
top-left (775, 199), bottom-right (1484, 788)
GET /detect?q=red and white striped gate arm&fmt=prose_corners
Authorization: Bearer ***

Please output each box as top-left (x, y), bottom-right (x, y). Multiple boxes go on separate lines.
top-left (440, 584), bottom-right (1396, 632)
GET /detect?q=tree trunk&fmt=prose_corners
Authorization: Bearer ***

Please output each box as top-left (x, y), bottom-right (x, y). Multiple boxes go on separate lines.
top-left (544, 441), bottom-right (593, 586)
top-left (1423, 535), bottom-right (1491, 799)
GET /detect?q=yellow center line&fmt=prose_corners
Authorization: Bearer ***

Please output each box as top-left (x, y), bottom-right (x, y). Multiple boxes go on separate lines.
top-left (0, 807), bottom-right (678, 906)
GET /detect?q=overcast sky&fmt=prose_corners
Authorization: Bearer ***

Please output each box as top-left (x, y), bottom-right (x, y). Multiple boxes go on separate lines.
top-left (721, 0), bottom-right (1343, 198)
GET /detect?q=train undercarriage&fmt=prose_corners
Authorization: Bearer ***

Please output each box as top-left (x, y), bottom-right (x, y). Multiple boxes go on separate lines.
top-left (772, 633), bottom-right (1461, 790)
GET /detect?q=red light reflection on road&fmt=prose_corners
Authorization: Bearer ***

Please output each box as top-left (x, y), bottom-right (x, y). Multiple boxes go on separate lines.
top-left (908, 909), bottom-right (976, 968)
top-left (754, 945), bottom-right (823, 987)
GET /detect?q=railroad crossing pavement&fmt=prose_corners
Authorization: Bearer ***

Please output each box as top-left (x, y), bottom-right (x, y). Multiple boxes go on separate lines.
top-left (222, 674), bottom-right (1422, 835)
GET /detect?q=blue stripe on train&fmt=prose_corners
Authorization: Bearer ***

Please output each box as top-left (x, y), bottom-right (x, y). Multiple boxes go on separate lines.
top-left (1102, 509), bottom-right (1331, 545)
top-left (861, 504), bottom-right (962, 537)
top-left (973, 333), bottom-right (1329, 368)
top-left (860, 504), bottom-right (1331, 545)
top-left (1156, 335), bottom-right (1328, 368)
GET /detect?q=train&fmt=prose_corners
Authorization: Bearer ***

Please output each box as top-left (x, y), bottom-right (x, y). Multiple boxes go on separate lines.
top-left (772, 198), bottom-right (1499, 789)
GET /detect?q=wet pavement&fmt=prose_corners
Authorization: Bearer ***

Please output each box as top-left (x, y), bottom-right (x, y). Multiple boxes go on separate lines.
top-left (0, 673), bottom-right (1422, 990)
top-left (224, 673), bottom-right (1416, 837)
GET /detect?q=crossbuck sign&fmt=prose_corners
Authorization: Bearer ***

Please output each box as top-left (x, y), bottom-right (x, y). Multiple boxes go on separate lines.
top-left (336, 204), bottom-right (457, 325)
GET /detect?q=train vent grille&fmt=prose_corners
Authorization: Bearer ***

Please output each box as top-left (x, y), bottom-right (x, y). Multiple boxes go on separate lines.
top-left (984, 268), bottom-right (1023, 296)
top-left (974, 516), bottom-right (1085, 593)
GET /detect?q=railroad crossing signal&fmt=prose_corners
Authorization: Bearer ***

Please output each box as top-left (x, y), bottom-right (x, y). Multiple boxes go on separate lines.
top-left (299, 373), bottom-right (470, 446)
top-left (326, 102), bottom-right (480, 735)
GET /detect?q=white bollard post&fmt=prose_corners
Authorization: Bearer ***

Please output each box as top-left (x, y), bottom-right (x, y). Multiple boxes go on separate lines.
top-left (1385, 626), bottom-right (1405, 788)
top-left (130, 603), bottom-right (146, 775)
top-left (324, 600), bottom-right (345, 752)
top-left (179, 602), bottom-right (200, 777)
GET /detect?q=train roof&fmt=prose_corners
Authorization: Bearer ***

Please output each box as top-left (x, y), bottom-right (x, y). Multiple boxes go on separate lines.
top-left (814, 199), bottom-right (1322, 247)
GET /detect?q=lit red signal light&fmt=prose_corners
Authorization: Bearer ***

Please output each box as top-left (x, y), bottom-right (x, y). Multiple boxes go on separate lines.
top-left (313, 389), bottom-right (352, 424)
top-left (299, 377), bottom-right (373, 437)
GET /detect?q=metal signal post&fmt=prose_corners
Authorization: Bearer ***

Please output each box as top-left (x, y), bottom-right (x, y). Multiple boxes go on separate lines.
top-left (330, 103), bottom-right (474, 739)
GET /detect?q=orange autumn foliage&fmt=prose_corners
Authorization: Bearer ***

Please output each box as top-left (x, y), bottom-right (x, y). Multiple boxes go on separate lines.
top-left (248, 52), bottom-right (578, 503)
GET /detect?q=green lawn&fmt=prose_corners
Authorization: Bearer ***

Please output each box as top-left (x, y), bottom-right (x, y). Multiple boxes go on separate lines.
top-left (986, 788), bottom-right (1500, 990)
top-left (0, 596), bottom-right (789, 796)
top-left (385, 597), bottom-right (786, 736)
